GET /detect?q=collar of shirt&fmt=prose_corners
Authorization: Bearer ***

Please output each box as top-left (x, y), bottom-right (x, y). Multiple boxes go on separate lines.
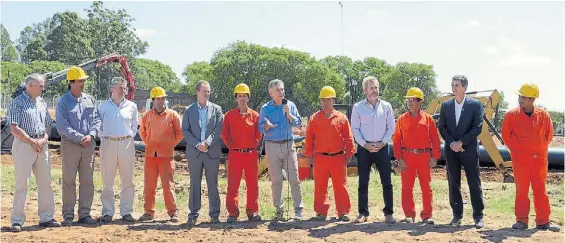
top-left (198, 101), bottom-right (209, 110)
top-left (520, 106), bottom-right (541, 116)
top-left (407, 110), bottom-right (423, 120)
top-left (64, 91), bottom-right (85, 102)
top-left (318, 109), bottom-right (338, 119)
top-left (267, 100), bottom-right (282, 107)
top-left (108, 98), bottom-right (129, 108)
top-left (151, 108), bottom-right (170, 115)
top-left (455, 95), bottom-right (466, 106)
top-left (363, 98), bottom-right (381, 109)
top-left (22, 91), bottom-right (38, 103)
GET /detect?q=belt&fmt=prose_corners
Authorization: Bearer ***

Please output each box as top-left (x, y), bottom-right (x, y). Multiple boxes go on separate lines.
top-left (231, 148), bottom-right (255, 153)
top-left (28, 134), bottom-right (44, 139)
top-left (318, 151), bottom-right (345, 156)
top-left (266, 140), bottom-right (292, 144)
top-left (104, 135), bottom-right (132, 141)
top-left (402, 147), bottom-right (432, 154)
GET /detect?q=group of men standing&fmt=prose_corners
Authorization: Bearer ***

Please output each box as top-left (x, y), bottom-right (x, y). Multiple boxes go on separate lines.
top-left (7, 66), bottom-right (558, 232)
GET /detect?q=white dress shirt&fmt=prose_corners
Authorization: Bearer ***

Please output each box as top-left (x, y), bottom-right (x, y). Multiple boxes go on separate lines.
top-left (98, 98), bottom-right (138, 138)
top-left (454, 95), bottom-right (466, 126)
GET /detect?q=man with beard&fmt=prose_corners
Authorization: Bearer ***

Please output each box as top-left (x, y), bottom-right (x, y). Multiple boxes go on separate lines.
top-left (221, 83), bottom-right (262, 223)
top-left (56, 66), bottom-right (100, 226)
top-left (351, 76), bottom-right (396, 224)
top-left (138, 87), bottom-right (183, 222)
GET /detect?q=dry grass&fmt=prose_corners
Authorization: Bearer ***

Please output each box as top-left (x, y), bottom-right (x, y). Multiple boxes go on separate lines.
top-left (1, 147), bottom-right (563, 243)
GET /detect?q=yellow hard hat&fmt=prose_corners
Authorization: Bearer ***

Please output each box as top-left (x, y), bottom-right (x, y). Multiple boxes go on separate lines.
top-left (319, 86), bottom-right (336, 98)
top-left (405, 87), bottom-right (424, 100)
top-left (516, 83), bottom-right (539, 98)
top-left (66, 66), bottom-right (89, 81)
top-left (150, 86), bottom-right (167, 99)
top-left (234, 83), bottom-right (250, 95)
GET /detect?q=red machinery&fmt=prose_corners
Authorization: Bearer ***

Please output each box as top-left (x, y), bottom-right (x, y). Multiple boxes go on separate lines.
top-left (2, 53), bottom-right (136, 152)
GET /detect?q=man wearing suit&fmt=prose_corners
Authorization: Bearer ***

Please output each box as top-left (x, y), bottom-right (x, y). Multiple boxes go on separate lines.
top-left (438, 75), bottom-right (485, 229)
top-left (182, 81), bottom-right (224, 226)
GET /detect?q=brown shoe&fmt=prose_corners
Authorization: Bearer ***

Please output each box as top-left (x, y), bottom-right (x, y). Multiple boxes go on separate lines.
top-left (138, 213), bottom-right (154, 222)
top-left (400, 217), bottom-right (414, 223)
top-left (354, 215), bottom-right (368, 223)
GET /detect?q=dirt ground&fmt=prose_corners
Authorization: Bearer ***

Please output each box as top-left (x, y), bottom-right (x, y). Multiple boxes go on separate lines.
top-left (0, 144), bottom-right (563, 242)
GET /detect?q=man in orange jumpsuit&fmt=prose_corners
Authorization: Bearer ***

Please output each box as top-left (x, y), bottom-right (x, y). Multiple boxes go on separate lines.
top-left (138, 87), bottom-right (183, 222)
top-left (393, 87), bottom-right (441, 225)
top-left (502, 83), bottom-right (559, 231)
top-left (304, 86), bottom-right (355, 222)
top-left (221, 83), bottom-right (262, 223)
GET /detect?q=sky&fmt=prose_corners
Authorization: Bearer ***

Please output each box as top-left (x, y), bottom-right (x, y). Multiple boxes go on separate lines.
top-left (1, 1), bottom-right (564, 111)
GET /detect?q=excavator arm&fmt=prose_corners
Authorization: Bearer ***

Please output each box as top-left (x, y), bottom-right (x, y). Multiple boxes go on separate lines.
top-left (12, 53), bottom-right (136, 100)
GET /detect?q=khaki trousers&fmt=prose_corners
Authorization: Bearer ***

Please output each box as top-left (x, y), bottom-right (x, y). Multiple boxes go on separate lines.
top-left (10, 137), bottom-right (55, 226)
top-left (99, 138), bottom-right (136, 217)
top-left (61, 139), bottom-right (96, 220)
top-left (265, 141), bottom-right (303, 214)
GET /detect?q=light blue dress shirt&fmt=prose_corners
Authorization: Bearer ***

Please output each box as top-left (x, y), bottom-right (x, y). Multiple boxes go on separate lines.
top-left (350, 98), bottom-right (395, 147)
top-left (198, 102), bottom-right (208, 142)
top-left (258, 100), bottom-right (301, 141)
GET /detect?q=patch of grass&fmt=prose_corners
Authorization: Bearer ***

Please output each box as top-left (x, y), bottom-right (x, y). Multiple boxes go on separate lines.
top-left (1, 164), bottom-right (563, 227)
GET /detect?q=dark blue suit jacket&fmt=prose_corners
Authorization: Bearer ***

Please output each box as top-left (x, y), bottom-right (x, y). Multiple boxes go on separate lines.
top-left (438, 96), bottom-right (484, 154)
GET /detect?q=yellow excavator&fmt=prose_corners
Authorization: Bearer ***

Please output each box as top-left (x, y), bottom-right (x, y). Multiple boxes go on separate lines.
top-left (257, 89), bottom-right (515, 183)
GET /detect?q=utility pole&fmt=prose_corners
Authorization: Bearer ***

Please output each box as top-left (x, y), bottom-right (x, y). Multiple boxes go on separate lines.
top-left (339, 2), bottom-right (344, 55)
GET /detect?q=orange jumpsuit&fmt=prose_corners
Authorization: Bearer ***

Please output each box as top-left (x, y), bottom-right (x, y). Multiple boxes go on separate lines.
top-left (502, 107), bottom-right (553, 225)
top-left (139, 109), bottom-right (183, 217)
top-left (304, 110), bottom-right (355, 217)
top-left (393, 110), bottom-right (441, 220)
top-left (221, 108), bottom-right (262, 218)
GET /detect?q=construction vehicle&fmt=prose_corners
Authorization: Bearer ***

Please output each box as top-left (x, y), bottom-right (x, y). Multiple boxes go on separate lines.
top-left (256, 89), bottom-right (564, 183)
top-left (1, 53), bottom-right (136, 152)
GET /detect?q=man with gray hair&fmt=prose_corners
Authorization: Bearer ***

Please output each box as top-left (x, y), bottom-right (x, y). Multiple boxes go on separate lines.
top-left (351, 76), bottom-right (396, 224)
top-left (8, 73), bottom-right (61, 232)
top-left (182, 80), bottom-right (224, 226)
top-left (258, 79), bottom-right (304, 220)
top-left (97, 77), bottom-right (138, 223)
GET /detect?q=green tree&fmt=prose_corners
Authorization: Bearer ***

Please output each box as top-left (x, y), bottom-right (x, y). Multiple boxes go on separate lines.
top-left (548, 110), bottom-right (564, 134)
top-left (181, 61), bottom-right (215, 95)
top-left (1, 25), bottom-right (18, 62)
top-left (203, 41), bottom-right (345, 115)
top-left (85, 1), bottom-right (149, 98)
top-left (21, 34), bottom-right (48, 64)
top-left (0, 62), bottom-right (31, 95)
top-left (381, 62), bottom-right (438, 115)
top-left (45, 12), bottom-right (94, 64)
top-left (130, 58), bottom-right (181, 92)
top-left (16, 18), bottom-right (53, 62)
top-left (492, 91), bottom-right (509, 131)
